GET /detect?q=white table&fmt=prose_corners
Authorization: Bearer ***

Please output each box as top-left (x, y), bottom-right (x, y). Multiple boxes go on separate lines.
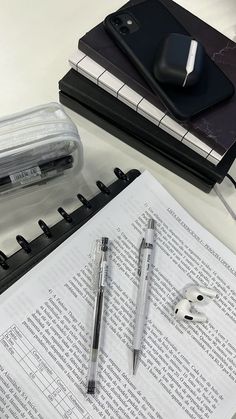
top-left (0, 0), bottom-right (235, 257)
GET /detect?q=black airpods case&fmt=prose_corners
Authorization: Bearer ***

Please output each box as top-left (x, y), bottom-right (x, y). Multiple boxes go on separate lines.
top-left (153, 33), bottom-right (205, 88)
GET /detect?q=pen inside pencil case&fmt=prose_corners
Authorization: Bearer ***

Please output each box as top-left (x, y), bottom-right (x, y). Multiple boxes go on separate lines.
top-left (0, 103), bottom-right (83, 196)
top-left (0, 155), bottom-right (74, 193)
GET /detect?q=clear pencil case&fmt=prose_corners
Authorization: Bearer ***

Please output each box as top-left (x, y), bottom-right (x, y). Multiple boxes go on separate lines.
top-left (0, 102), bottom-right (83, 196)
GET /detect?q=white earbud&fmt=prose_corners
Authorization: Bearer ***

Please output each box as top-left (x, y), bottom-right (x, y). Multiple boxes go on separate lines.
top-left (184, 286), bottom-right (217, 303)
top-left (174, 299), bottom-right (207, 322)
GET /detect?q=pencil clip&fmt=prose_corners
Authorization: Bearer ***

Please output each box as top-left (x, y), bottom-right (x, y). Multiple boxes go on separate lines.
top-left (0, 251), bottom-right (9, 270)
top-left (96, 181), bottom-right (110, 195)
top-left (114, 167), bottom-right (128, 181)
top-left (16, 235), bottom-right (31, 253)
top-left (77, 194), bottom-right (92, 209)
top-left (38, 219), bottom-right (52, 238)
top-left (58, 207), bottom-right (73, 223)
top-left (138, 238), bottom-right (145, 276)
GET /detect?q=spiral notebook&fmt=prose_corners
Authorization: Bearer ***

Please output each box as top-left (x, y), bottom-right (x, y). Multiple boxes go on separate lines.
top-left (69, 49), bottom-right (221, 165)
top-left (0, 168), bottom-right (140, 294)
top-left (0, 169), bottom-right (235, 419)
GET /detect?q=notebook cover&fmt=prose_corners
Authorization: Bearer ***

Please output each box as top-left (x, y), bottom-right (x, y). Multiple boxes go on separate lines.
top-left (59, 90), bottom-right (214, 192)
top-left (59, 69), bottom-right (236, 188)
top-left (79, 0), bottom-right (236, 155)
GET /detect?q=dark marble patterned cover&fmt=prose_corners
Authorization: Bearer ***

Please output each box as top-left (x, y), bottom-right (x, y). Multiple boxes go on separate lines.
top-left (79, 0), bottom-right (236, 155)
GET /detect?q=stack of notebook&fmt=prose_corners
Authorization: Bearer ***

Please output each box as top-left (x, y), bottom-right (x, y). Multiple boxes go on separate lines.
top-left (59, 0), bottom-right (236, 192)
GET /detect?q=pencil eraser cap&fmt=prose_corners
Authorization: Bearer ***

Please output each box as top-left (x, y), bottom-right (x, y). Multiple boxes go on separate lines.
top-left (153, 33), bottom-right (205, 88)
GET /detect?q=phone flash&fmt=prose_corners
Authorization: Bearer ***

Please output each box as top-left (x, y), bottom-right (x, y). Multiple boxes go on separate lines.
top-left (127, 19), bottom-right (133, 25)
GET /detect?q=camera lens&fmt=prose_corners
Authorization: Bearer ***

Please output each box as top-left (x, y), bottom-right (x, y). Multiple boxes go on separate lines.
top-left (120, 26), bottom-right (129, 34)
top-left (112, 17), bottom-right (122, 26)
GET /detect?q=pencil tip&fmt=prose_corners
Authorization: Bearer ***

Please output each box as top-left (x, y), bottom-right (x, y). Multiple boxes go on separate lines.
top-left (133, 350), bottom-right (140, 375)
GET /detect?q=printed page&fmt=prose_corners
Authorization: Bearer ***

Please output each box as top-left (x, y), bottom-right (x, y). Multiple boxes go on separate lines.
top-left (0, 171), bottom-right (236, 419)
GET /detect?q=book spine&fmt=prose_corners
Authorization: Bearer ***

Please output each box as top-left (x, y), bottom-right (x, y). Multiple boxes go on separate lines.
top-left (59, 91), bottom-right (216, 193)
top-left (59, 71), bottom-right (224, 183)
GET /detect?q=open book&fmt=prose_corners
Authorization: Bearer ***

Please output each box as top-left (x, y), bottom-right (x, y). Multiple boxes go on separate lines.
top-left (0, 171), bottom-right (235, 419)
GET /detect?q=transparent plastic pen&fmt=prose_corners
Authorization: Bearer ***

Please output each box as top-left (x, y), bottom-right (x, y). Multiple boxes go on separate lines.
top-left (87, 237), bottom-right (109, 394)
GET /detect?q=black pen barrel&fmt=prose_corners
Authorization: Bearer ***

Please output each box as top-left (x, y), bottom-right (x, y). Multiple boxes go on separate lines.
top-left (92, 288), bottom-right (104, 349)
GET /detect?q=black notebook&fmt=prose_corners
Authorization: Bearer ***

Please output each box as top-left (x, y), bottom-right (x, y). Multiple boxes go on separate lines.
top-left (59, 69), bottom-right (236, 192)
top-left (0, 168), bottom-right (140, 294)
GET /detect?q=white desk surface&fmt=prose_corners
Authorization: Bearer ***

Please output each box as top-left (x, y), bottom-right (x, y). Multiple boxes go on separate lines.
top-left (0, 0), bottom-right (235, 257)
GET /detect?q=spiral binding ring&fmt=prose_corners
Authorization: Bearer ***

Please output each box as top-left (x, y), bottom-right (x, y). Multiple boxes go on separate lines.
top-left (96, 181), bottom-right (110, 195)
top-left (38, 219), bottom-right (52, 238)
top-left (77, 194), bottom-right (92, 209)
top-left (114, 167), bottom-right (128, 181)
top-left (0, 251), bottom-right (8, 270)
top-left (16, 235), bottom-right (31, 253)
top-left (58, 207), bottom-right (72, 223)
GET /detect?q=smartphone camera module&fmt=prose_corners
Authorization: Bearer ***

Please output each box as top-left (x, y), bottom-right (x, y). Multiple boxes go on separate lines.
top-left (120, 26), bottom-right (129, 35)
top-left (112, 17), bottom-right (122, 26)
top-left (110, 13), bottom-right (139, 34)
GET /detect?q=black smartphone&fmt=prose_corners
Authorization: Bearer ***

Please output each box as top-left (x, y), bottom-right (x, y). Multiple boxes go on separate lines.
top-left (104, 0), bottom-right (234, 120)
